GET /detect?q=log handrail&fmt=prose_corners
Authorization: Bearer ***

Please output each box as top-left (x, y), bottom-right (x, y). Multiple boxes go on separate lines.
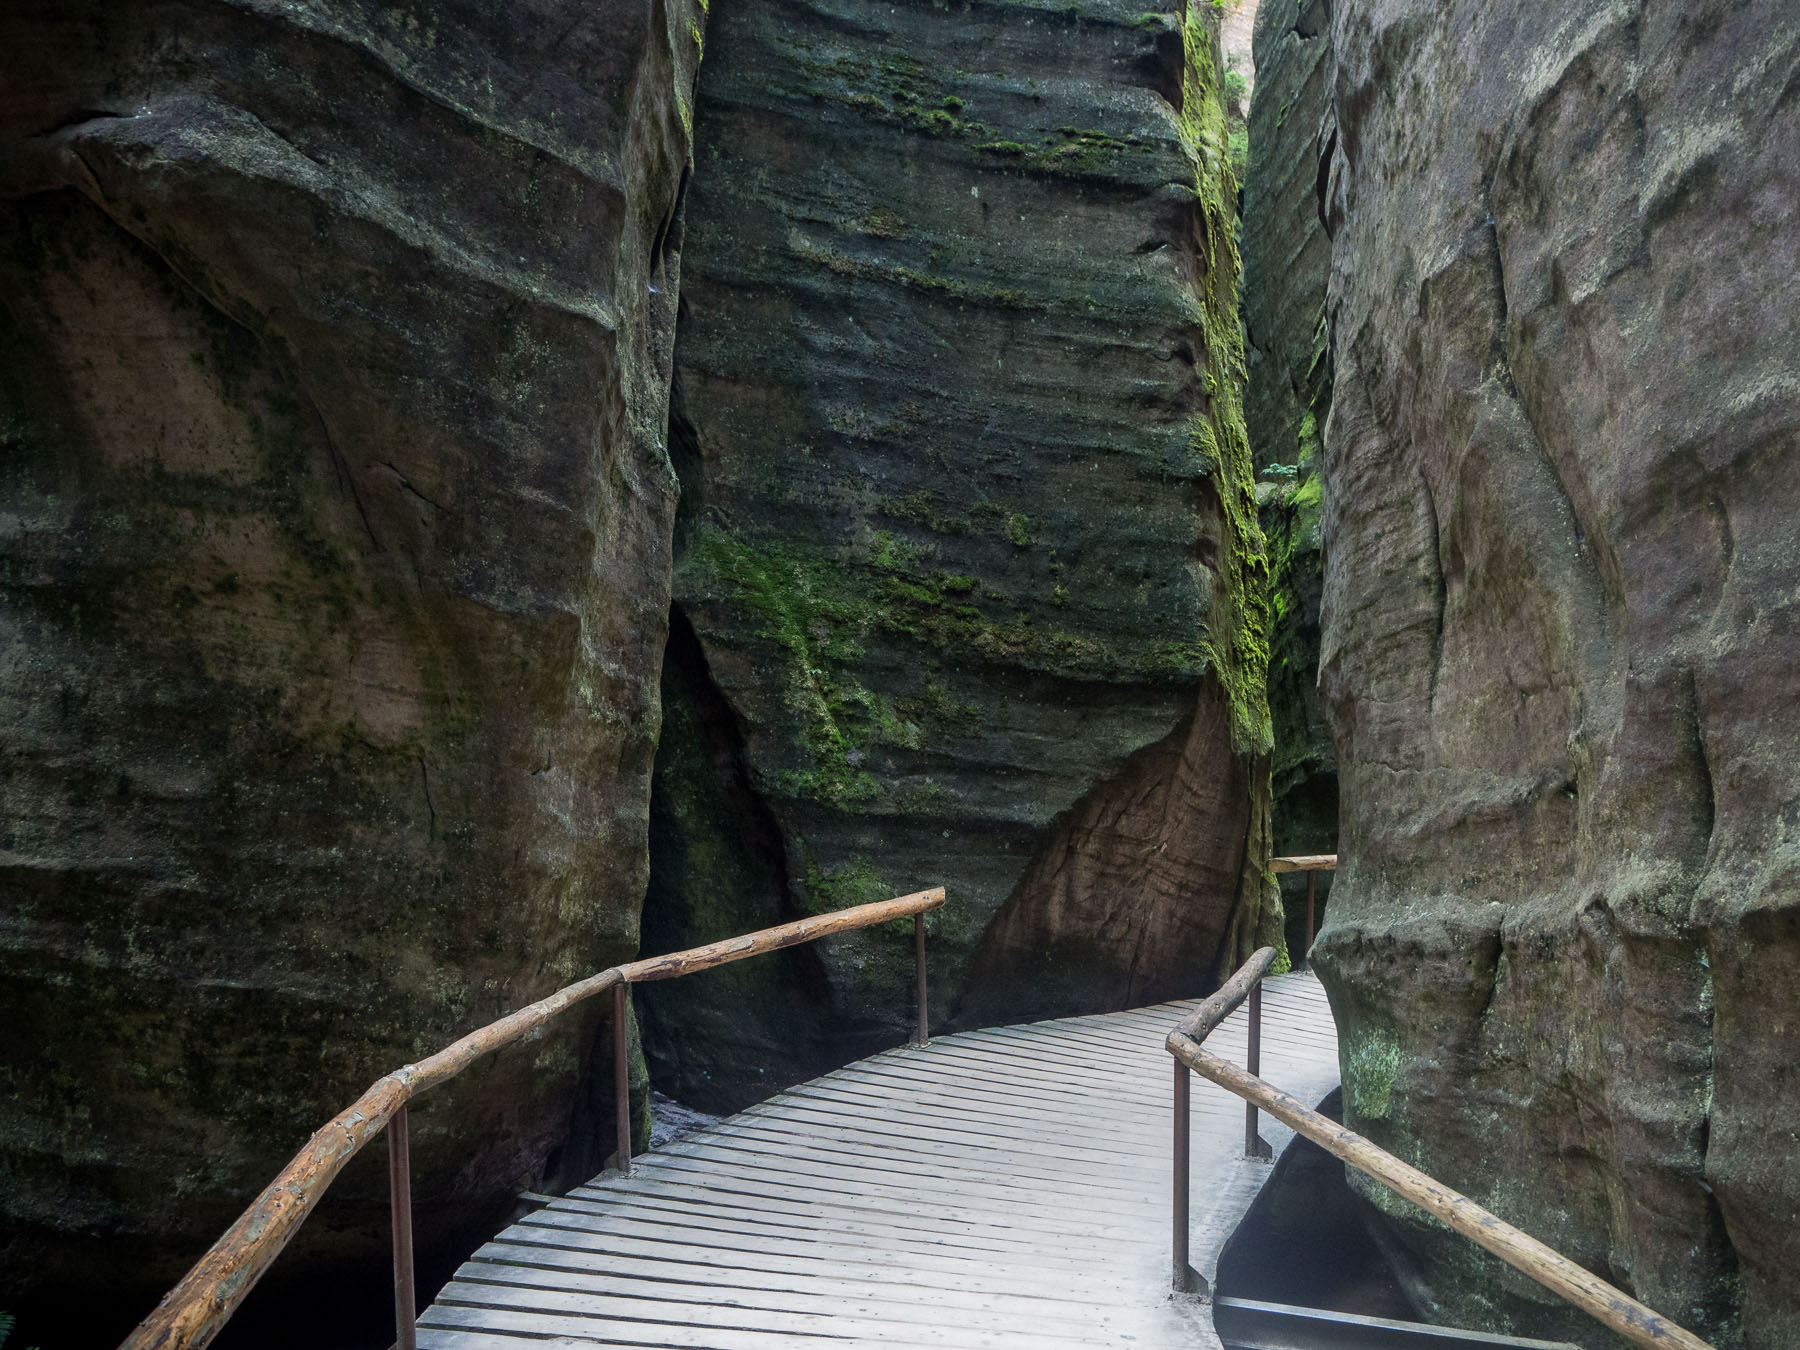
top-left (1268, 852), bottom-right (1337, 873)
top-left (1167, 947), bottom-right (1717, 1350)
top-left (1269, 852), bottom-right (1336, 958)
top-left (122, 885), bottom-right (946, 1350)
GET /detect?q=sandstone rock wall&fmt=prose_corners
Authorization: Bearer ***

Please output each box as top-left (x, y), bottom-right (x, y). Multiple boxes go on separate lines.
top-left (1312, 2), bottom-right (1800, 1344)
top-left (1241, 0), bottom-right (1337, 944)
top-left (641, 0), bottom-right (1280, 1105)
top-left (0, 0), bottom-right (702, 1324)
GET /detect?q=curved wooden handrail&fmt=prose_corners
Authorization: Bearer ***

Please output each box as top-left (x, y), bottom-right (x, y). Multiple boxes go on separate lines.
top-left (122, 885), bottom-right (946, 1350)
top-left (1167, 948), bottom-right (1716, 1350)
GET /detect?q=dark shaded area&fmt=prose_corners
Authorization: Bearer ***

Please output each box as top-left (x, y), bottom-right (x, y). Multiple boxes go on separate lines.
top-left (1241, 0), bottom-right (1340, 955)
top-left (638, 604), bottom-right (837, 1114)
top-left (1276, 768), bottom-right (1338, 964)
top-left (1214, 1089), bottom-right (1413, 1318)
top-left (6, 1150), bottom-right (506, 1350)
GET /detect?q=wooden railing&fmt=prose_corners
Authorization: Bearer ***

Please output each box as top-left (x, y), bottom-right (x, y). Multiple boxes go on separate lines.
top-left (1166, 947), bottom-right (1717, 1350)
top-left (1269, 852), bottom-right (1336, 959)
top-left (121, 885), bottom-right (946, 1350)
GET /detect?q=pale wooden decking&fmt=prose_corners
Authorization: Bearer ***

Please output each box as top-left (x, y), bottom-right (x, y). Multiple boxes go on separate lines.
top-left (418, 970), bottom-right (1340, 1350)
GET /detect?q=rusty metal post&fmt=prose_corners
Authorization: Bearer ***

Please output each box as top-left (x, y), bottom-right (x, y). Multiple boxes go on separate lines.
top-left (613, 981), bottom-right (631, 1176)
top-left (1306, 869), bottom-right (1317, 961)
top-left (1172, 1058), bottom-right (1190, 1291)
top-left (913, 912), bottom-right (929, 1045)
top-left (387, 1106), bottom-right (417, 1350)
top-left (1245, 981), bottom-right (1270, 1159)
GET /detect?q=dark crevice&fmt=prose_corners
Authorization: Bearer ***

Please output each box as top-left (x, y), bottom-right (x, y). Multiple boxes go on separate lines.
top-left (651, 164), bottom-right (690, 282)
top-left (637, 603), bottom-right (835, 1114)
top-left (666, 326), bottom-right (704, 558)
top-left (654, 605), bottom-right (798, 907)
top-left (31, 109), bottom-right (128, 140)
top-left (1416, 469), bottom-right (1447, 713)
top-left (418, 756), bottom-right (436, 841)
top-left (1314, 126), bottom-right (1337, 237)
top-left (1686, 667), bottom-right (1716, 869)
top-left (378, 461), bottom-right (445, 514)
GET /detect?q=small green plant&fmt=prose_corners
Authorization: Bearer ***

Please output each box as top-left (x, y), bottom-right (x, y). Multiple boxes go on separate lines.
top-left (1261, 461), bottom-right (1299, 480)
top-left (1222, 68), bottom-right (1248, 108)
top-left (0, 1311), bottom-right (41, 1350)
top-left (1007, 512), bottom-right (1034, 548)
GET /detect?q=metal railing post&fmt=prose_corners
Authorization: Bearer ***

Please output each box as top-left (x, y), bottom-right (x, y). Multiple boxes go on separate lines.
top-left (387, 1106), bottom-right (417, 1350)
top-left (913, 912), bottom-right (929, 1045)
top-left (613, 981), bottom-right (631, 1176)
top-left (1305, 869), bottom-right (1317, 959)
top-left (1244, 981), bottom-right (1270, 1159)
top-left (1172, 1059), bottom-right (1191, 1292)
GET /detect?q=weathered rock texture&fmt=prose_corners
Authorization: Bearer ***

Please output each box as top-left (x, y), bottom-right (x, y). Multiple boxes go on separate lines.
top-left (0, 0), bottom-right (702, 1326)
top-left (1312, 2), bottom-right (1800, 1345)
top-left (642, 0), bottom-right (1279, 1105)
top-left (1241, 0), bottom-right (1337, 946)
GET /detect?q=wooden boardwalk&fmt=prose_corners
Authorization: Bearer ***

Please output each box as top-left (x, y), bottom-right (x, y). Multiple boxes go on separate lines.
top-left (418, 970), bottom-right (1340, 1350)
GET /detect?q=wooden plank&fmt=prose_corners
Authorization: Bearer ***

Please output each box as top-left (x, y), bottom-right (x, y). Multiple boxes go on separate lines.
top-left (475, 1245), bottom-right (1152, 1317)
top-left (558, 1182), bottom-right (1122, 1251)
top-left (522, 1200), bottom-right (1160, 1274)
top-left (744, 1079), bottom-right (1185, 1158)
top-left (532, 1180), bottom-right (1159, 1267)
top-left (433, 1278), bottom-right (1133, 1349)
top-left (740, 1080), bottom-right (1186, 1155)
top-left (595, 1138), bottom-right (1170, 1220)
top-left (568, 1168), bottom-right (1152, 1249)
top-left (481, 1232), bottom-right (1141, 1308)
top-left (456, 1256), bottom-right (1147, 1323)
top-left (474, 1237), bottom-right (1153, 1309)
top-left (626, 1114), bottom-right (1176, 1194)
top-left (515, 1204), bottom-right (1159, 1282)
top-left (693, 1085), bottom-right (1175, 1152)
top-left (419, 1300), bottom-right (854, 1349)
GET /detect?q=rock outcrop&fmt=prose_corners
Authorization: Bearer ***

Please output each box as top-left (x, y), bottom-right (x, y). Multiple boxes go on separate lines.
top-left (642, 0), bottom-right (1279, 1105)
top-left (0, 0), bottom-right (702, 1326)
top-left (1241, 0), bottom-right (1337, 946)
top-left (1312, 2), bottom-right (1800, 1344)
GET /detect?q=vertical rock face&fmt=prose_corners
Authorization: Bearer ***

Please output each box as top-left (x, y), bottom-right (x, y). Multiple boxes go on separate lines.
top-left (1241, 0), bottom-right (1337, 935)
top-left (1312, 1), bottom-right (1800, 1343)
top-left (0, 0), bottom-right (702, 1319)
top-left (644, 0), bottom-right (1277, 1105)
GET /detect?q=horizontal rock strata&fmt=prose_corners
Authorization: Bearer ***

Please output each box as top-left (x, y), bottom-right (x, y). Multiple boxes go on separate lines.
top-left (645, 0), bottom-right (1279, 1102)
